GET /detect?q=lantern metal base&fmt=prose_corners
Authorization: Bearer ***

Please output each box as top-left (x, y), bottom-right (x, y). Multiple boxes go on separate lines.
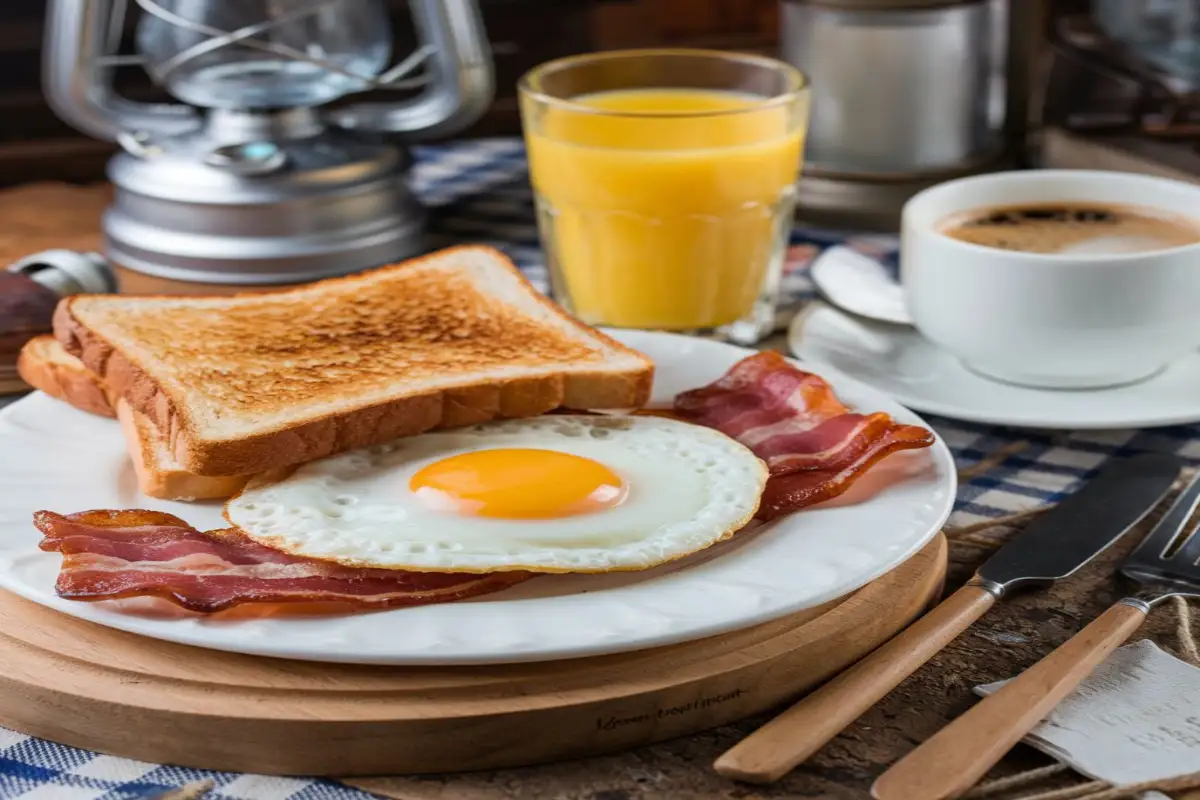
top-left (102, 109), bottom-right (430, 287)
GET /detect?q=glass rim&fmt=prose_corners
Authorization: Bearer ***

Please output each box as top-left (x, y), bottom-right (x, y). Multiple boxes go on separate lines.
top-left (517, 48), bottom-right (809, 118)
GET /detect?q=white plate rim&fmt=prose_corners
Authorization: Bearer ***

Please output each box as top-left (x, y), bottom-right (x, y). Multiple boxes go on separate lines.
top-left (0, 330), bottom-right (956, 665)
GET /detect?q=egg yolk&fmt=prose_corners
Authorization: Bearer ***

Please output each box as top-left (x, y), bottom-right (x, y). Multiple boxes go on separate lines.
top-left (409, 448), bottom-right (627, 519)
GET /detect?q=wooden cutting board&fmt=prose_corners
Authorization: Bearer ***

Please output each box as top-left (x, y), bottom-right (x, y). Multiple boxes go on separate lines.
top-left (0, 533), bottom-right (945, 777)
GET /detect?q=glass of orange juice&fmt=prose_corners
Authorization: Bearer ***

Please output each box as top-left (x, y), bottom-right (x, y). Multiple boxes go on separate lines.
top-left (519, 49), bottom-right (809, 344)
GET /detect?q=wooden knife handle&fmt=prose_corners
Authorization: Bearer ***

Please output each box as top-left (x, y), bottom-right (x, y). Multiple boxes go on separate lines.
top-left (871, 601), bottom-right (1147, 800)
top-left (713, 583), bottom-right (997, 784)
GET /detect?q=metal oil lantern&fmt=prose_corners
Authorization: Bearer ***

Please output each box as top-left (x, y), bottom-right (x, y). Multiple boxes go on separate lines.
top-left (42, 0), bottom-right (494, 287)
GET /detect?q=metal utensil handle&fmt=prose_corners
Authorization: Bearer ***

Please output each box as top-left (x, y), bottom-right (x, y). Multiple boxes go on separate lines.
top-left (870, 601), bottom-right (1147, 800)
top-left (7, 250), bottom-right (117, 296)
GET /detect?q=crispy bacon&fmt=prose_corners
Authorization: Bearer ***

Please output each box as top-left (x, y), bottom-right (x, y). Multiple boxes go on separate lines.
top-left (674, 351), bottom-right (935, 520)
top-left (34, 509), bottom-right (532, 613)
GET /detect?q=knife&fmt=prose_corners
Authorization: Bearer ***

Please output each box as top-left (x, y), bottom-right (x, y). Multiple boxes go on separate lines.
top-left (713, 452), bottom-right (1182, 784)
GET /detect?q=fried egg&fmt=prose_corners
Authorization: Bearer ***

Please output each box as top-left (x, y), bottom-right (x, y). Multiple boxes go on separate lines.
top-left (224, 415), bottom-right (767, 573)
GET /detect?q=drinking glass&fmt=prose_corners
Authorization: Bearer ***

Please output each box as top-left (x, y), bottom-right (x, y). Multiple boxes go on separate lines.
top-left (519, 49), bottom-right (810, 344)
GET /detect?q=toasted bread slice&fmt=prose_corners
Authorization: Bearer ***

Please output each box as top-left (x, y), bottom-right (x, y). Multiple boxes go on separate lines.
top-left (56, 246), bottom-right (655, 476)
top-left (18, 337), bottom-right (245, 500)
top-left (17, 335), bottom-right (116, 417)
top-left (116, 400), bottom-right (250, 501)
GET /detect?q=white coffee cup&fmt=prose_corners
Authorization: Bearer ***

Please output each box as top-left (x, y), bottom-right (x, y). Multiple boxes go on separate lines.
top-left (901, 170), bottom-right (1200, 390)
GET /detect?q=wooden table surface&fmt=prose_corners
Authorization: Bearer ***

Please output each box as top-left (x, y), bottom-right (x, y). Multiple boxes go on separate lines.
top-left (350, 513), bottom-right (1193, 800)
top-left (3, 183), bottom-right (1195, 800)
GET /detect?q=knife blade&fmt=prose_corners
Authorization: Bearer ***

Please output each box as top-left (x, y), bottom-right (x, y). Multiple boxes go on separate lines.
top-left (973, 451), bottom-right (1183, 594)
top-left (714, 451), bottom-right (1182, 785)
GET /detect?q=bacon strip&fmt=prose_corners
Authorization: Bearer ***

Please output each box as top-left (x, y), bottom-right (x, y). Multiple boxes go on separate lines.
top-left (674, 352), bottom-right (935, 520)
top-left (34, 509), bottom-right (532, 613)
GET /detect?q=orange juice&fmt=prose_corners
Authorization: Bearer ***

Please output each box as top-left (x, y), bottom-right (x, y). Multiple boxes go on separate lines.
top-left (524, 88), bottom-right (806, 331)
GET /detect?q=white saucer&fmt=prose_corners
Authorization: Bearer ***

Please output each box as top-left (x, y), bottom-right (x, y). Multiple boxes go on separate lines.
top-left (789, 302), bottom-right (1200, 429)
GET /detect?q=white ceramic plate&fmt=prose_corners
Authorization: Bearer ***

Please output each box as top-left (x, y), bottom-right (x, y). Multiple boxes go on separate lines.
top-left (789, 302), bottom-right (1200, 430)
top-left (0, 330), bottom-right (955, 665)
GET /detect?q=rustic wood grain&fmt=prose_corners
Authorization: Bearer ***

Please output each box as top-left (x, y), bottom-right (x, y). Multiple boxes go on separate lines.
top-left (345, 526), bottom-right (1194, 800)
top-left (0, 536), bottom-right (945, 778)
top-left (713, 584), bottom-right (997, 784)
top-left (874, 602), bottom-right (1148, 800)
top-left (0, 182), bottom-right (107, 261)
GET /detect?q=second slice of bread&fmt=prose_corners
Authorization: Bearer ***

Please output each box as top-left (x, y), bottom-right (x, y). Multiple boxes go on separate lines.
top-left (18, 336), bottom-right (246, 500)
top-left (56, 246), bottom-right (655, 476)
top-left (116, 400), bottom-right (250, 501)
top-left (17, 335), bottom-right (116, 418)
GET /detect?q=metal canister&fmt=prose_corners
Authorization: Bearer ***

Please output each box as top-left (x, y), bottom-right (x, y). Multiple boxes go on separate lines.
top-left (781, 0), bottom-right (1015, 229)
top-left (782, 0), bottom-right (1007, 175)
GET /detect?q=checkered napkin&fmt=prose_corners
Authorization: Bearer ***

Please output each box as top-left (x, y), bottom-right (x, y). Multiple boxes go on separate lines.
top-left (0, 727), bottom-right (370, 799)
top-left (2, 139), bottom-right (1199, 799)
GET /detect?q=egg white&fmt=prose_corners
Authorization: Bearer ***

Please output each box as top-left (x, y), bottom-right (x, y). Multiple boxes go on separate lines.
top-left (223, 415), bottom-right (768, 573)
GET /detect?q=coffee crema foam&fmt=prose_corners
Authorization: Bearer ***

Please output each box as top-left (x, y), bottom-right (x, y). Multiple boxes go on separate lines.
top-left (937, 202), bottom-right (1200, 255)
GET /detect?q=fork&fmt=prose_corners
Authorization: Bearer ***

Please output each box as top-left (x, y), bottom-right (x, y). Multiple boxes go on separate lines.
top-left (872, 469), bottom-right (1200, 800)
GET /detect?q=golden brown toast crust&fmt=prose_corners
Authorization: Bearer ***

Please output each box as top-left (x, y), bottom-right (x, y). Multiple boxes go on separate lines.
top-left (115, 400), bottom-right (249, 501)
top-left (17, 335), bottom-right (116, 418)
top-left (56, 246), bottom-right (654, 476)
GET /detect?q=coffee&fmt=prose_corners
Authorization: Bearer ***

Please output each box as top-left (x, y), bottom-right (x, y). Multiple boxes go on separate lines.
top-left (937, 202), bottom-right (1200, 255)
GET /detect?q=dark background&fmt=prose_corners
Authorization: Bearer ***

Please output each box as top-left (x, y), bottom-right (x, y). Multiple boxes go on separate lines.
top-left (0, 0), bottom-right (779, 185)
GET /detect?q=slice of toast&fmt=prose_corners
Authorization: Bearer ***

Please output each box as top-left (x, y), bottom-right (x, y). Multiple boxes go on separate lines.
top-left (55, 245), bottom-right (655, 476)
top-left (116, 400), bottom-right (250, 501)
top-left (18, 337), bottom-right (246, 500)
top-left (17, 335), bottom-right (116, 418)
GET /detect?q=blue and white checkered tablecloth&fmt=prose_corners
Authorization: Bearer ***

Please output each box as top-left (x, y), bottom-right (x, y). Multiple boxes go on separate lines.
top-left (3, 138), bottom-right (1199, 799)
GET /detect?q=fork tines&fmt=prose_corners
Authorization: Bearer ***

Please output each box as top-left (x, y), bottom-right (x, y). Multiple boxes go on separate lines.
top-left (1125, 468), bottom-right (1200, 570)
